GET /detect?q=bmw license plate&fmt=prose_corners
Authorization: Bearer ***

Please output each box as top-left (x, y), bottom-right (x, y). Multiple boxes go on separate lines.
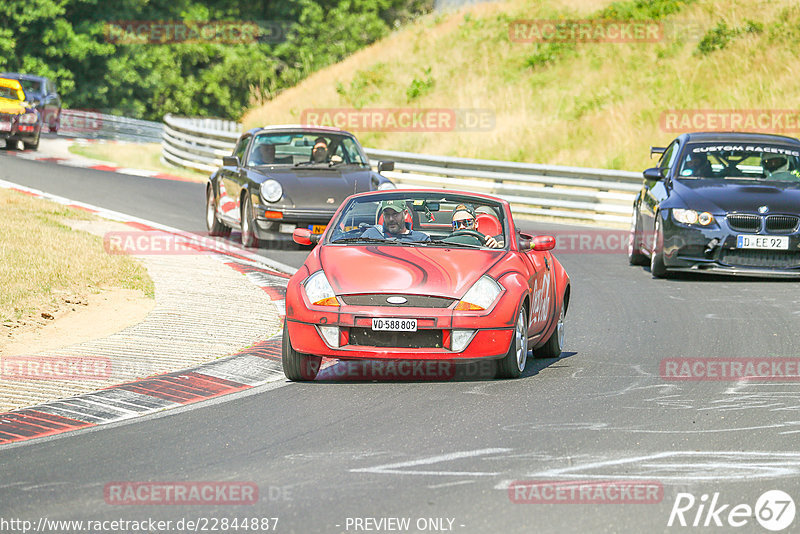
top-left (0, 120), bottom-right (11, 132)
top-left (736, 235), bottom-right (789, 250)
top-left (372, 318), bottom-right (417, 332)
top-left (309, 224), bottom-right (327, 234)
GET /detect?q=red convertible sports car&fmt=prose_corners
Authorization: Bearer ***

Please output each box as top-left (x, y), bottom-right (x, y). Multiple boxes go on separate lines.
top-left (282, 190), bottom-right (570, 380)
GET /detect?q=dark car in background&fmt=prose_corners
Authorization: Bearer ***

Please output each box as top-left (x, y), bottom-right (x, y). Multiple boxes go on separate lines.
top-left (628, 131), bottom-right (800, 278)
top-left (206, 125), bottom-right (396, 247)
top-left (0, 72), bottom-right (61, 133)
top-left (0, 77), bottom-right (42, 150)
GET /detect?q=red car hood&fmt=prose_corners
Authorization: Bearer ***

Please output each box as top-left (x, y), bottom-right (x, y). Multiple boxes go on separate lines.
top-left (320, 245), bottom-right (507, 298)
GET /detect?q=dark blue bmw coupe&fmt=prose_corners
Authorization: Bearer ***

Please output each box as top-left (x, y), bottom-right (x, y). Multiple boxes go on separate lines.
top-left (628, 131), bottom-right (800, 278)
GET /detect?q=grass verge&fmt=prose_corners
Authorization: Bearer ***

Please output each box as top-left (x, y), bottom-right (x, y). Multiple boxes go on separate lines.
top-left (68, 142), bottom-right (210, 183)
top-left (0, 188), bottom-right (154, 324)
top-left (243, 0), bottom-right (799, 171)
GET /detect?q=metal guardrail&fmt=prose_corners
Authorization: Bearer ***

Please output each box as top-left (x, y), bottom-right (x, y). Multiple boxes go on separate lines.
top-left (58, 109), bottom-right (163, 143)
top-left (161, 114), bottom-right (241, 173)
top-left (160, 115), bottom-right (640, 225)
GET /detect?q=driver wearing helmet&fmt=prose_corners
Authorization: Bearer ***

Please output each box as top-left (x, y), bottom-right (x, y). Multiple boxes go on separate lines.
top-left (681, 152), bottom-right (713, 177)
top-left (449, 204), bottom-right (501, 248)
top-left (761, 153), bottom-right (790, 176)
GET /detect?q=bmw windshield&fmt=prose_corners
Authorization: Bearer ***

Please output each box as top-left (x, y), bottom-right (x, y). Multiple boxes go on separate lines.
top-left (678, 143), bottom-right (800, 182)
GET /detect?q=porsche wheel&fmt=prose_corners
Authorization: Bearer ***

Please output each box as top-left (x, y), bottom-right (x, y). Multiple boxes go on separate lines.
top-left (627, 206), bottom-right (648, 266)
top-left (282, 321), bottom-right (321, 381)
top-left (496, 305), bottom-right (528, 379)
top-left (240, 193), bottom-right (259, 248)
top-left (535, 300), bottom-right (564, 359)
top-left (650, 215), bottom-right (669, 278)
top-left (206, 186), bottom-right (231, 237)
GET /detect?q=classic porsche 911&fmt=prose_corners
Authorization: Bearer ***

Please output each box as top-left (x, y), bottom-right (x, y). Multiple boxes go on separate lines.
top-left (282, 190), bottom-right (570, 381)
top-left (629, 132), bottom-right (800, 278)
top-left (0, 77), bottom-right (42, 151)
top-left (206, 125), bottom-right (395, 247)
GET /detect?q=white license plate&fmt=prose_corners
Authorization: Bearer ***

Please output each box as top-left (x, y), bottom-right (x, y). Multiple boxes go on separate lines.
top-left (736, 235), bottom-right (789, 250)
top-left (372, 318), bottom-right (417, 332)
top-left (0, 121), bottom-right (11, 132)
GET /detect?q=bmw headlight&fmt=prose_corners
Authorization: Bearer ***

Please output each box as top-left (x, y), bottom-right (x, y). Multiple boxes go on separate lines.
top-left (378, 181), bottom-right (396, 190)
top-left (673, 209), bottom-right (714, 226)
top-left (260, 180), bottom-right (282, 203)
top-left (455, 276), bottom-right (503, 311)
top-left (303, 271), bottom-right (339, 307)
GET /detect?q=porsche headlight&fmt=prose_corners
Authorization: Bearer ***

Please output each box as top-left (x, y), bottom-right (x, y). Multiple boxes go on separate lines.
top-left (455, 276), bottom-right (502, 311)
top-left (260, 180), bottom-right (282, 203)
top-left (673, 209), bottom-right (714, 226)
top-left (378, 181), bottom-right (396, 190)
top-left (303, 271), bottom-right (339, 307)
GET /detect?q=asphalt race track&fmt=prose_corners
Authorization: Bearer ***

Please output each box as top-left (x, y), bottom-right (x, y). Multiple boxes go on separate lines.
top-left (2, 154), bottom-right (800, 533)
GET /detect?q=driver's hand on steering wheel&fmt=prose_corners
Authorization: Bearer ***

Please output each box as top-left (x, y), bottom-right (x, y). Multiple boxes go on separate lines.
top-left (484, 234), bottom-right (501, 248)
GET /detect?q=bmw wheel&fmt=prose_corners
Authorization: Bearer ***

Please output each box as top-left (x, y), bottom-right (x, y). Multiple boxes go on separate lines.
top-left (650, 215), bottom-right (669, 278)
top-left (628, 205), bottom-right (648, 266)
top-left (496, 305), bottom-right (528, 379)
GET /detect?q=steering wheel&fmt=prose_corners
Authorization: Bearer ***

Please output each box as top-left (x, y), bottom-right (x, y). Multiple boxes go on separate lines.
top-left (445, 229), bottom-right (485, 246)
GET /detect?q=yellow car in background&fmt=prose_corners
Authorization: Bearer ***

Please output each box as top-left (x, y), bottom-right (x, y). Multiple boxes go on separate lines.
top-left (0, 77), bottom-right (42, 150)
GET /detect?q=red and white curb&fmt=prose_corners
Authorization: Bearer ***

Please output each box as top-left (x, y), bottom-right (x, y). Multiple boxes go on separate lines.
top-left (0, 179), bottom-right (294, 446)
top-left (3, 139), bottom-right (198, 183)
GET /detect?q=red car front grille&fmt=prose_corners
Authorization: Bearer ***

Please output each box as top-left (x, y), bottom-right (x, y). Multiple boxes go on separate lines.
top-left (348, 328), bottom-right (444, 348)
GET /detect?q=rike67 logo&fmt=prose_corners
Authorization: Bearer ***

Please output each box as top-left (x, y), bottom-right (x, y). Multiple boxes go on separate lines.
top-left (668, 490), bottom-right (795, 531)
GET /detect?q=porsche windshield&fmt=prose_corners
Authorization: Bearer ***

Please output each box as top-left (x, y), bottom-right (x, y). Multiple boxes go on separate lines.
top-left (247, 132), bottom-right (368, 167)
top-left (327, 194), bottom-right (508, 249)
top-left (677, 143), bottom-right (800, 181)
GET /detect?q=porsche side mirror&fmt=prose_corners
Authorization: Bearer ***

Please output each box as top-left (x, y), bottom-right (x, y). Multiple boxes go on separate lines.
top-left (378, 160), bottom-right (395, 173)
top-left (293, 228), bottom-right (319, 246)
top-left (643, 167), bottom-right (664, 181)
top-left (531, 235), bottom-right (556, 251)
top-left (222, 155), bottom-right (239, 167)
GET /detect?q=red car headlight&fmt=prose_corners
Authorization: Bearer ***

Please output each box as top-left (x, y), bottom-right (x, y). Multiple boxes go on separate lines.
top-left (455, 276), bottom-right (502, 311)
top-left (303, 270), bottom-right (339, 307)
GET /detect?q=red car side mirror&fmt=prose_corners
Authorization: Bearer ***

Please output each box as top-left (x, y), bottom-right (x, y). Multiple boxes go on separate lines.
top-left (531, 235), bottom-right (556, 251)
top-left (293, 228), bottom-right (314, 246)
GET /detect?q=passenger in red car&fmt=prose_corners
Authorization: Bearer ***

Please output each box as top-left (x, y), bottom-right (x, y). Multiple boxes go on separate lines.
top-left (361, 199), bottom-right (430, 242)
top-left (450, 204), bottom-right (501, 248)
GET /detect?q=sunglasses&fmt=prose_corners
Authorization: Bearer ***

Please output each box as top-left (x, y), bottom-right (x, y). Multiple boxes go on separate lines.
top-left (452, 218), bottom-right (475, 229)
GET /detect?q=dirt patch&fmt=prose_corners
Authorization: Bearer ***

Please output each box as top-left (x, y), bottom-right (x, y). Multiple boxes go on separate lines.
top-left (0, 288), bottom-right (154, 357)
